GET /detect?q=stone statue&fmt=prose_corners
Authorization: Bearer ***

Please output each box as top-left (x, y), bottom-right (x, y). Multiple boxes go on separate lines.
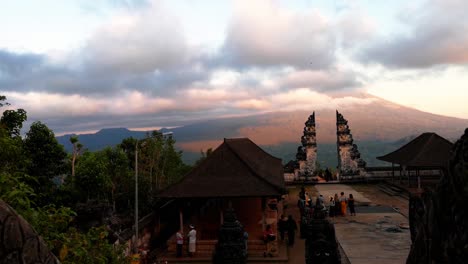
top-left (213, 208), bottom-right (247, 264)
top-left (407, 128), bottom-right (468, 263)
top-left (304, 204), bottom-right (341, 264)
top-left (0, 200), bottom-right (60, 264)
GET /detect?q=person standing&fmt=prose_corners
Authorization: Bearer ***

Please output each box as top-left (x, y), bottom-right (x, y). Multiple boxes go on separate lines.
top-left (286, 215), bottom-right (297, 246)
top-left (334, 193), bottom-right (341, 216)
top-left (263, 225), bottom-right (276, 257)
top-left (348, 193), bottom-right (356, 216)
top-left (340, 192), bottom-right (347, 216)
top-left (278, 214), bottom-right (287, 242)
top-left (176, 230), bottom-right (184, 257)
top-left (329, 197), bottom-right (335, 217)
top-left (187, 225), bottom-right (197, 257)
top-left (243, 230), bottom-right (249, 256)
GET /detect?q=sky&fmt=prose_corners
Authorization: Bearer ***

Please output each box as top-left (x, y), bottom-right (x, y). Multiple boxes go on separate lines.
top-left (1, 0), bottom-right (467, 135)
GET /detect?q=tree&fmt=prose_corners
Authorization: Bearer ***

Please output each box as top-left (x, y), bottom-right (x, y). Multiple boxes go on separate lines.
top-left (23, 121), bottom-right (67, 200)
top-left (1, 108), bottom-right (27, 138)
top-left (70, 135), bottom-right (83, 179)
top-left (100, 147), bottom-right (132, 213)
top-left (194, 147), bottom-right (213, 166)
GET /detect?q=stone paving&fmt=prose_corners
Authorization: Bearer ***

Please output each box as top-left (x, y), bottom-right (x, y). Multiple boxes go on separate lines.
top-left (317, 184), bottom-right (411, 264)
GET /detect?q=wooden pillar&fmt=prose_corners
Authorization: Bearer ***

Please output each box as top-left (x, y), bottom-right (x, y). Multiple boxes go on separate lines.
top-left (220, 209), bottom-right (224, 225)
top-left (261, 197), bottom-right (266, 231)
top-left (392, 163), bottom-right (395, 183)
top-left (179, 209), bottom-right (184, 233)
top-left (157, 215), bottom-right (161, 233)
top-left (417, 169), bottom-right (421, 190)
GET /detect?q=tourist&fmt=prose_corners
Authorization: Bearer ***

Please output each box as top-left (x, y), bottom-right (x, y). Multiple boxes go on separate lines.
top-left (334, 193), bottom-right (341, 216)
top-left (340, 192), bottom-right (348, 216)
top-left (243, 230), bottom-right (249, 256)
top-left (325, 168), bottom-right (332, 182)
top-left (278, 214), bottom-right (287, 241)
top-left (305, 189), bottom-right (311, 206)
top-left (286, 215), bottom-right (297, 246)
top-left (263, 224), bottom-right (276, 257)
top-left (299, 187), bottom-right (306, 200)
top-left (187, 225), bottom-right (197, 257)
top-left (176, 229), bottom-right (184, 257)
top-left (329, 197), bottom-right (335, 217)
top-left (348, 193), bottom-right (356, 216)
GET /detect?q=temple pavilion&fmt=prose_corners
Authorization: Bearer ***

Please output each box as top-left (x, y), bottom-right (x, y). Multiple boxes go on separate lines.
top-left (157, 138), bottom-right (286, 256)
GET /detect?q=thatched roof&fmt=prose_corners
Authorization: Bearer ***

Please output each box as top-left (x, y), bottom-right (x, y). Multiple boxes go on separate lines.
top-left (377, 132), bottom-right (453, 168)
top-left (158, 138), bottom-right (285, 198)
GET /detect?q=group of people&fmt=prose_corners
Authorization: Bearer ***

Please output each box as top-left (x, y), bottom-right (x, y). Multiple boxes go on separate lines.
top-left (175, 225), bottom-right (197, 258)
top-left (328, 192), bottom-right (356, 217)
top-left (297, 187), bottom-right (356, 217)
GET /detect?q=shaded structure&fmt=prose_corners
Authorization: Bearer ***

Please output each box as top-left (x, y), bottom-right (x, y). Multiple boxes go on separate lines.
top-left (158, 138), bottom-right (285, 257)
top-left (377, 132), bottom-right (453, 188)
top-left (336, 111), bottom-right (366, 177)
top-left (0, 200), bottom-right (59, 264)
top-left (407, 128), bottom-right (468, 263)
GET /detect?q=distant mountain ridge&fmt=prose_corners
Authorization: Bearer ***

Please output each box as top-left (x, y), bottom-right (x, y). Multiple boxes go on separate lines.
top-left (56, 96), bottom-right (468, 167)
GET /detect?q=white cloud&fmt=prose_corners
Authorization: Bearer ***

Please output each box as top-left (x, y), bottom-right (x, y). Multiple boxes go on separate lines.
top-left (85, 1), bottom-right (190, 74)
top-left (221, 0), bottom-right (336, 69)
top-left (360, 0), bottom-right (468, 68)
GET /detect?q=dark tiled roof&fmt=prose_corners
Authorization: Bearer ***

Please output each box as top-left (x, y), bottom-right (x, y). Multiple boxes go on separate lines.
top-left (157, 138), bottom-right (285, 198)
top-left (377, 132), bottom-right (453, 168)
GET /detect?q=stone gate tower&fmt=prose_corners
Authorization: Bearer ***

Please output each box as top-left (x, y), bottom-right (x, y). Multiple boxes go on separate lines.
top-left (294, 112), bottom-right (318, 179)
top-left (336, 111), bottom-right (366, 176)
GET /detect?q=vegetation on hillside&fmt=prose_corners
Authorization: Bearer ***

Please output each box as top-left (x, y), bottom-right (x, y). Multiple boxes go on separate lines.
top-left (0, 95), bottom-right (191, 263)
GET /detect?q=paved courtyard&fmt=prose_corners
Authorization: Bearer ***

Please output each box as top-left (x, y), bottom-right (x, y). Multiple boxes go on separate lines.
top-left (281, 184), bottom-right (411, 264)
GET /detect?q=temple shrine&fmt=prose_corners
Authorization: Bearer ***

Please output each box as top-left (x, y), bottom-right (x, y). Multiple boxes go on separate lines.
top-left (336, 111), bottom-right (366, 177)
top-left (157, 138), bottom-right (286, 258)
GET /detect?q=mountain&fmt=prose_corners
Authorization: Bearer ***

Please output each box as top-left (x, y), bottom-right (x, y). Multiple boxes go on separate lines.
top-left (56, 96), bottom-right (468, 167)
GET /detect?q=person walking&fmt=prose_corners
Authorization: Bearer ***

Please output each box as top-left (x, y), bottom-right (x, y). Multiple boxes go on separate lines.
top-left (187, 225), bottom-right (197, 257)
top-left (348, 193), bottom-right (356, 216)
top-left (286, 215), bottom-right (297, 246)
top-left (176, 229), bottom-right (184, 257)
top-left (340, 192), bottom-right (348, 216)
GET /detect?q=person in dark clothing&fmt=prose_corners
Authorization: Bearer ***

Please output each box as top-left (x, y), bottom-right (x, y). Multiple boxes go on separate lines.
top-left (348, 193), bottom-right (356, 216)
top-left (299, 187), bottom-right (306, 200)
top-left (324, 168), bottom-right (332, 182)
top-left (286, 215), bottom-right (297, 246)
top-left (334, 193), bottom-right (341, 216)
top-left (278, 214), bottom-right (287, 241)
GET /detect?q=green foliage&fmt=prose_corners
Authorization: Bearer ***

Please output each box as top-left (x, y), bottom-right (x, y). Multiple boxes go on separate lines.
top-left (0, 96), bottom-right (129, 263)
top-left (23, 121), bottom-right (68, 202)
top-left (1, 108), bottom-right (27, 138)
top-left (0, 172), bottom-right (36, 211)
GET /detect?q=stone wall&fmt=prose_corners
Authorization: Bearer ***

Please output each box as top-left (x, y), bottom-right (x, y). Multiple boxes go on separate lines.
top-left (0, 200), bottom-right (59, 264)
top-left (407, 128), bottom-right (468, 263)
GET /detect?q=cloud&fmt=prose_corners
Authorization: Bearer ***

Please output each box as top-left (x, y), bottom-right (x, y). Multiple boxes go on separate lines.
top-left (0, 50), bottom-right (44, 77)
top-left (359, 0), bottom-right (468, 68)
top-left (220, 0), bottom-right (336, 69)
top-left (84, 1), bottom-right (190, 74)
top-left (277, 68), bottom-right (360, 91)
